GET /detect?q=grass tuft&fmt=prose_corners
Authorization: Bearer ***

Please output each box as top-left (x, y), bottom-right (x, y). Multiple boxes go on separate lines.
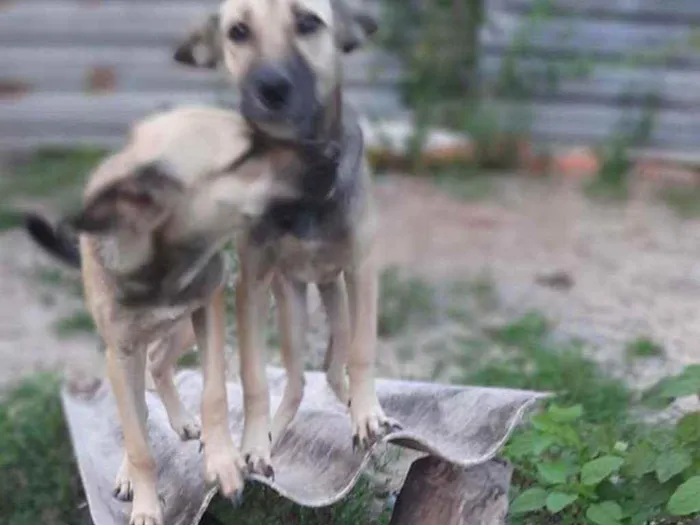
top-left (0, 374), bottom-right (87, 525)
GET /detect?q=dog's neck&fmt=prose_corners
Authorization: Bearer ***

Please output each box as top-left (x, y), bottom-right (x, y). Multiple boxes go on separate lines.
top-left (251, 85), bottom-right (356, 203)
top-left (248, 86), bottom-right (365, 242)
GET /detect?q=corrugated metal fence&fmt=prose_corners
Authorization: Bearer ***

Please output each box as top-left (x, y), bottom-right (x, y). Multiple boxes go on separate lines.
top-left (0, 0), bottom-right (699, 153)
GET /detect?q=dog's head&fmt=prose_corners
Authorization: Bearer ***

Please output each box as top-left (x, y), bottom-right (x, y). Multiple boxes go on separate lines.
top-left (173, 0), bottom-right (378, 140)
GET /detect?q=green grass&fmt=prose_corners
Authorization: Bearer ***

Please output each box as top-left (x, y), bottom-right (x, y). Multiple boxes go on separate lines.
top-left (0, 148), bottom-right (105, 236)
top-left (378, 266), bottom-right (439, 337)
top-left (177, 350), bottom-right (200, 368)
top-left (53, 310), bottom-right (95, 338)
top-left (0, 148), bottom-right (105, 234)
top-left (453, 311), bottom-right (700, 524)
top-left (659, 186), bottom-right (700, 219)
top-left (432, 169), bottom-right (498, 202)
top-left (35, 267), bottom-right (83, 298)
top-left (1, 148), bottom-right (103, 202)
top-left (0, 374), bottom-right (88, 525)
top-left (626, 337), bottom-right (664, 360)
top-left (459, 312), bottom-right (632, 423)
top-left (0, 207), bottom-right (23, 232)
top-left (201, 479), bottom-right (391, 525)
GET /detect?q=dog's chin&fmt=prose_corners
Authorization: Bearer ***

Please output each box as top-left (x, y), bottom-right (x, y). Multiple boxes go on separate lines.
top-left (240, 95), bottom-right (320, 142)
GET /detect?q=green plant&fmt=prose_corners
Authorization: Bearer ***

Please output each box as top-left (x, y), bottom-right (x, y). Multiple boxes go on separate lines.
top-left (625, 337), bottom-right (664, 359)
top-left (380, 0), bottom-right (597, 173)
top-left (660, 186), bottom-right (700, 219)
top-left (0, 374), bottom-right (88, 525)
top-left (202, 478), bottom-right (391, 525)
top-left (586, 92), bottom-right (659, 200)
top-left (465, 312), bottom-right (632, 422)
top-left (3, 148), bottom-right (103, 200)
top-left (53, 310), bottom-right (95, 338)
top-left (468, 315), bottom-right (700, 524)
top-left (0, 207), bottom-right (23, 232)
top-left (378, 266), bottom-right (439, 337)
top-left (505, 400), bottom-right (700, 524)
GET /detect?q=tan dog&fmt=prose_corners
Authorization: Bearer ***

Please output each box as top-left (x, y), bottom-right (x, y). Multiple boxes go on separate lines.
top-left (24, 106), bottom-right (296, 525)
top-left (173, 0), bottom-right (400, 479)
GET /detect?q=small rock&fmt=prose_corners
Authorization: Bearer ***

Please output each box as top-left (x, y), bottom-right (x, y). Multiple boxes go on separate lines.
top-left (535, 270), bottom-right (575, 291)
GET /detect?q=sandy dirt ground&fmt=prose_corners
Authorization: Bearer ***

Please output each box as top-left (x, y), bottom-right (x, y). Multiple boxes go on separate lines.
top-left (2, 173), bottom-right (700, 392)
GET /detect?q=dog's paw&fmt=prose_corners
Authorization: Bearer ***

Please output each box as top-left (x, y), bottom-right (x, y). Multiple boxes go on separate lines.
top-left (242, 428), bottom-right (275, 479)
top-left (203, 437), bottom-right (246, 498)
top-left (171, 415), bottom-right (201, 442)
top-left (129, 496), bottom-right (163, 525)
top-left (113, 456), bottom-right (134, 502)
top-left (127, 480), bottom-right (163, 525)
top-left (349, 399), bottom-right (402, 452)
top-left (129, 512), bottom-right (162, 525)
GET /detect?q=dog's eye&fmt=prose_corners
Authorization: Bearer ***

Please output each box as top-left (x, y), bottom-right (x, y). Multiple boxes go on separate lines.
top-left (228, 22), bottom-right (251, 43)
top-left (295, 12), bottom-right (324, 36)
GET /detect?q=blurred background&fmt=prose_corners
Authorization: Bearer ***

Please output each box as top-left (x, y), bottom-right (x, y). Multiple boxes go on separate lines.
top-left (2, 1), bottom-right (700, 524)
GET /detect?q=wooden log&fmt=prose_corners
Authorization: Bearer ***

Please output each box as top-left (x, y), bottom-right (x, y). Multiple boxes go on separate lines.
top-left (389, 457), bottom-right (512, 525)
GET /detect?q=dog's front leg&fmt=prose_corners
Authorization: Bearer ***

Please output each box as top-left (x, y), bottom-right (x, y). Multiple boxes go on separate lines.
top-left (270, 275), bottom-right (308, 448)
top-left (319, 274), bottom-right (351, 405)
top-left (192, 286), bottom-right (246, 498)
top-left (236, 248), bottom-right (275, 478)
top-left (345, 256), bottom-right (401, 451)
top-left (107, 346), bottom-right (163, 525)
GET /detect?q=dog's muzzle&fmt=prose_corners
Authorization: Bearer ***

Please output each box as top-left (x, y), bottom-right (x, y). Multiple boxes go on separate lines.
top-left (240, 53), bottom-right (320, 140)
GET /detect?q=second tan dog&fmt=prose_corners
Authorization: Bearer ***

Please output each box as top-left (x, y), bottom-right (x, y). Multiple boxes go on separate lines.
top-left (25, 105), bottom-right (297, 525)
top-left (173, 0), bottom-right (400, 480)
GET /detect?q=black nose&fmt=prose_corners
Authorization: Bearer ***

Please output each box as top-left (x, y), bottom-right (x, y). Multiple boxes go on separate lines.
top-left (256, 69), bottom-right (292, 110)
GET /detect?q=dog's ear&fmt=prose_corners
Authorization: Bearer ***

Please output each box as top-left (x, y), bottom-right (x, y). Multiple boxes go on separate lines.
top-left (70, 164), bottom-right (183, 234)
top-left (332, 1), bottom-right (379, 54)
top-left (173, 14), bottom-right (222, 69)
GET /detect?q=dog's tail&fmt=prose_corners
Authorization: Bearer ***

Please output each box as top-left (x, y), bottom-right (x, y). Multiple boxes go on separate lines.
top-left (24, 212), bottom-right (82, 269)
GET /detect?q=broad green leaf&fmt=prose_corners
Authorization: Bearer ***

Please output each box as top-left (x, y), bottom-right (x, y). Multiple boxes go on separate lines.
top-left (547, 404), bottom-right (583, 423)
top-left (537, 461), bottom-right (577, 485)
top-left (557, 425), bottom-right (583, 448)
top-left (531, 413), bottom-right (560, 433)
top-left (586, 501), bottom-right (623, 525)
top-left (668, 476), bottom-right (700, 516)
top-left (506, 431), bottom-right (539, 458)
top-left (623, 442), bottom-right (656, 478)
top-left (676, 412), bottom-right (700, 445)
top-left (643, 367), bottom-right (700, 406)
top-left (634, 473), bottom-right (678, 509)
top-left (532, 434), bottom-right (556, 455)
top-left (510, 487), bottom-right (547, 515)
top-left (581, 456), bottom-right (624, 486)
top-left (659, 375), bottom-right (700, 398)
top-left (545, 492), bottom-right (578, 513)
top-left (655, 450), bottom-right (692, 483)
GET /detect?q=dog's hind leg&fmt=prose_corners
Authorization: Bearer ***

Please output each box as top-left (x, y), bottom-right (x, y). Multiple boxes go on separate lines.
top-left (107, 345), bottom-right (163, 525)
top-left (270, 274), bottom-right (308, 449)
top-left (147, 321), bottom-right (201, 441)
top-left (319, 274), bottom-right (350, 405)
